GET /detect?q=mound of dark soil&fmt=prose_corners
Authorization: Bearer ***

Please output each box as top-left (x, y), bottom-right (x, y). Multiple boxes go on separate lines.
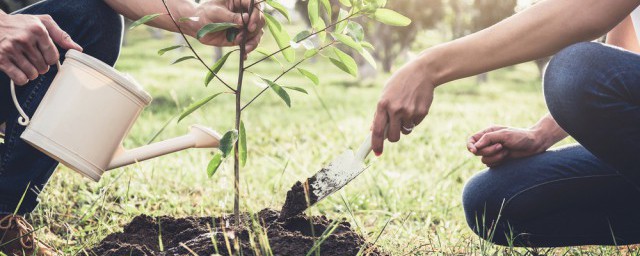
top-left (89, 209), bottom-right (386, 256)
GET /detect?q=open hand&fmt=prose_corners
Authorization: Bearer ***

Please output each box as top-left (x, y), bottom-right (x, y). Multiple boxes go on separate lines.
top-left (0, 14), bottom-right (82, 85)
top-left (371, 59), bottom-right (435, 156)
top-left (467, 126), bottom-right (548, 167)
top-left (194, 0), bottom-right (264, 55)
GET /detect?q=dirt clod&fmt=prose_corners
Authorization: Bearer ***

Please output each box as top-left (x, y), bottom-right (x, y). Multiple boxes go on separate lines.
top-left (89, 208), bottom-right (386, 256)
top-left (279, 177), bottom-right (319, 220)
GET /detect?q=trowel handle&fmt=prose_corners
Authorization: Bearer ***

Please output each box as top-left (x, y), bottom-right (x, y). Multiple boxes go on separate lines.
top-left (10, 62), bottom-right (61, 126)
top-left (355, 125), bottom-right (388, 161)
top-left (355, 134), bottom-right (373, 161)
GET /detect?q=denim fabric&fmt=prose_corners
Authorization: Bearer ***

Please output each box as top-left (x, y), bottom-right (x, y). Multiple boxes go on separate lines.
top-left (0, 0), bottom-right (123, 214)
top-left (463, 42), bottom-right (640, 247)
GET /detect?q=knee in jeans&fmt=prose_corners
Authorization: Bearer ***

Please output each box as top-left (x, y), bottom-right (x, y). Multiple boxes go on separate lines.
top-left (543, 42), bottom-right (606, 126)
top-left (56, 0), bottom-right (123, 65)
top-left (462, 171), bottom-right (503, 237)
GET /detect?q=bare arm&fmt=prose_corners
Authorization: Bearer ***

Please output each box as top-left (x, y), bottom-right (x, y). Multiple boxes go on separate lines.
top-left (371, 0), bottom-right (640, 155)
top-left (424, 0), bottom-right (639, 85)
top-left (103, 0), bottom-right (264, 51)
top-left (606, 15), bottom-right (640, 52)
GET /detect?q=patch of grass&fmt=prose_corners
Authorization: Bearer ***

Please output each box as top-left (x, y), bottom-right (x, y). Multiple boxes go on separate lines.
top-left (20, 29), bottom-right (635, 255)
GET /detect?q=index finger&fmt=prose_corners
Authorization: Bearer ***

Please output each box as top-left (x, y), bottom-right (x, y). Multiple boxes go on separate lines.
top-left (371, 106), bottom-right (388, 156)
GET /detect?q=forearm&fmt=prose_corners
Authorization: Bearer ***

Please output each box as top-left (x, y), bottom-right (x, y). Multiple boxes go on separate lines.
top-left (531, 114), bottom-right (568, 150)
top-left (420, 0), bottom-right (638, 86)
top-left (606, 15), bottom-right (640, 53)
top-left (104, 0), bottom-right (198, 36)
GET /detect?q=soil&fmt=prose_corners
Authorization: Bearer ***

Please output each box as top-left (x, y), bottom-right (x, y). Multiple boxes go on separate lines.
top-left (279, 176), bottom-right (319, 221)
top-left (89, 208), bottom-right (387, 256)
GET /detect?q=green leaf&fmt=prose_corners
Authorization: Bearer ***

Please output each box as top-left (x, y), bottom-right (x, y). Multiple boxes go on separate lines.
top-left (320, 0), bottom-right (332, 21)
top-left (331, 48), bottom-right (358, 77)
top-left (267, 0), bottom-right (290, 22)
top-left (239, 121), bottom-right (247, 167)
top-left (264, 13), bottom-right (295, 62)
top-left (332, 33), bottom-right (363, 53)
top-left (313, 19), bottom-right (327, 44)
top-left (196, 22), bottom-right (238, 39)
top-left (304, 49), bottom-right (319, 58)
top-left (346, 22), bottom-right (365, 41)
top-left (293, 30), bottom-right (312, 43)
top-left (178, 16), bottom-right (199, 22)
top-left (360, 48), bottom-right (377, 69)
top-left (334, 9), bottom-right (349, 34)
top-left (205, 51), bottom-right (234, 87)
top-left (220, 130), bottom-right (239, 158)
top-left (158, 45), bottom-right (184, 56)
top-left (130, 13), bottom-right (163, 30)
top-left (308, 0), bottom-right (319, 28)
top-left (297, 68), bottom-right (319, 85)
top-left (207, 153), bottom-right (223, 178)
top-left (360, 41), bottom-right (375, 50)
top-left (262, 78), bottom-right (291, 107)
top-left (372, 8), bottom-right (411, 26)
top-left (226, 28), bottom-right (240, 43)
top-left (171, 56), bottom-right (196, 65)
top-left (255, 47), bottom-right (283, 67)
top-left (284, 86), bottom-right (309, 94)
top-left (178, 93), bottom-right (224, 122)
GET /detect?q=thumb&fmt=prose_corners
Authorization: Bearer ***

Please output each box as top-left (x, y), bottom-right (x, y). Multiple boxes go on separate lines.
top-left (40, 16), bottom-right (83, 52)
top-left (474, 131), bottom-right (507, 149)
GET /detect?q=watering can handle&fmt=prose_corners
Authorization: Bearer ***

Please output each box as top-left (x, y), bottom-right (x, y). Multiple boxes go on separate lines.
top-left (10, 61), bottom-right (61, 126)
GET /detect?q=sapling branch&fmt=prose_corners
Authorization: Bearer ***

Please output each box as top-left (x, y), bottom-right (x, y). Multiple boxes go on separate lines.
top-left (244, 12), bottom-right (359, 70)
top-left (161, 0), bottom-right (236, 92)
top-left (241, 41), bottom-right (336, 111)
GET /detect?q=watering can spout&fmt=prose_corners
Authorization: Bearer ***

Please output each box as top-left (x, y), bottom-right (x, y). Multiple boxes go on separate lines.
top-left (107, 125), bottom-right (221, 170)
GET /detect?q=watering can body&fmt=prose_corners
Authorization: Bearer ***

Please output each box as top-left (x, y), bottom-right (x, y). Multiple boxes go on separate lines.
top-left (12, 50), bottom-right (220, 182)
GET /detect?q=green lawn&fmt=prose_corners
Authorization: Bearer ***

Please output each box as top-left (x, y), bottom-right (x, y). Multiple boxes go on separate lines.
top-left (27, 29), bottom-right (636, 255)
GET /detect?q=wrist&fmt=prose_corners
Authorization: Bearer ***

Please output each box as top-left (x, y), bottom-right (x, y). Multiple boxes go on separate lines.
top-left (416, 46), bottom-right (450, 87)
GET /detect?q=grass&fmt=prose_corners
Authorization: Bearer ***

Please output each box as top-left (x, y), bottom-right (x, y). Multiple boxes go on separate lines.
top-left (15, 28), bottom-right (640, 255)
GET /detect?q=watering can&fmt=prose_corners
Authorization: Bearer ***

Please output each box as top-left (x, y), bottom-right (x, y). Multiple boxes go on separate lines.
top-left (9, 50), bottom-right (221, 182)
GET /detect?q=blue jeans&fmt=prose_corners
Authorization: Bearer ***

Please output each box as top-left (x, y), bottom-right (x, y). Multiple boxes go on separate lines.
top-left (0, 0), bottom-right (123, 214)
top-left (463, 42), bottom-right (640, 247)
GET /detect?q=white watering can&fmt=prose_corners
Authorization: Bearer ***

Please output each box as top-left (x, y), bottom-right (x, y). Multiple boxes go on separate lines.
top-left (9, 49), bottom-right (221, 182)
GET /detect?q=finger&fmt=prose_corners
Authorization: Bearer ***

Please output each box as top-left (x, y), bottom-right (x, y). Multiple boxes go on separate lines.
top-left (482, 150), bottom-right (510, 167)
top-left (4, 62), bottom-right (29, 86)
top-left (371, 105), bottom-right (389, 156)
top-left (245, 30), bottom-right (263, 54)
top-left (400, 116), bottom-right (414, 135)
top-left (470, 126), bottom-right (505, 144)
top-left (39, 15), bottom-right (82, 52)
top-left (248, 7), bottom-right (262, 32)
top-left (387, 113), bottom-right (402, 143)
top-left (476, 143), bottom-right (503, 157)
top-left (20, 43), bottom-right (48, 74)
top-left (35, 36), bottom-right (59, 66)
top-left (12, 55), bottom-right (39, 81)
top-left (474, 131), bottom-right (507, 149)
top-left (467, 140), bottom-right (477, 154)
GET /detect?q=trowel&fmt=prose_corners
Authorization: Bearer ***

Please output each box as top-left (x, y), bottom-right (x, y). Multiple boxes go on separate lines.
top-left (279, 133), bottom-right (375, 220)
